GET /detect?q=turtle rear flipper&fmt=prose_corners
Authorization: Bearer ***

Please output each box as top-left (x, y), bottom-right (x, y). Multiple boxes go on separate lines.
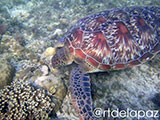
top-left (70, 67), bottom-right (94, 120)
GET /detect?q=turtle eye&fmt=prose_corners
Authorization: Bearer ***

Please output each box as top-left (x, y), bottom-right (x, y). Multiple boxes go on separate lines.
top-left (56, 47), bottom-right (63, 51)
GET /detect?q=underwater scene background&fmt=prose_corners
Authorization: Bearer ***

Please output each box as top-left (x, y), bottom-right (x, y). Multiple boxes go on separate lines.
top-left (0, 0), bottom-right (160, 120)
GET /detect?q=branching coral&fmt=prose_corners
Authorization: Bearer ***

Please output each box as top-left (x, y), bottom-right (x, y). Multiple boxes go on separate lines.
top-left (0, 79), bottom-right (57, 120)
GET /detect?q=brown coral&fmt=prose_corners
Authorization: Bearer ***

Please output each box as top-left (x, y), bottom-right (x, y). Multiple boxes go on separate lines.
top-left (0, 79), bottom-right (57, 120)
top-left (0, 58), bottom-right (15, 89)
top-left (0, 24), bottom-right (7, 35)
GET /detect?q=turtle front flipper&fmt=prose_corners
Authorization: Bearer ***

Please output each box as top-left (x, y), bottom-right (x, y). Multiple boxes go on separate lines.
top-left (70, 66), bottom-right (94, 120)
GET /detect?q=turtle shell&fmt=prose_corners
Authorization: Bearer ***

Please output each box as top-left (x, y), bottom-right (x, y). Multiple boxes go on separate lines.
top-left (65, 6), bottom-right (160, 70)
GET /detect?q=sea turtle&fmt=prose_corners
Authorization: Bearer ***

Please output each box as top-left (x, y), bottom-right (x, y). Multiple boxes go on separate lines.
top-left (51, 6), bottom-right (160, 120)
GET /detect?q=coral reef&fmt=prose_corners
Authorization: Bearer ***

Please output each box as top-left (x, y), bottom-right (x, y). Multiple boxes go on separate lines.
top-left (0, 79), bottom-right (56, 120)
top-left (0, 0), bottom-right (160, 120)
top-left (0, 55), bottom-right (67, 120)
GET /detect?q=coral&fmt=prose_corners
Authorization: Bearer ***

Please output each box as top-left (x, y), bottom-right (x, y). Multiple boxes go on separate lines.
top-left (0, 0), bottom-right (159, 120)
top-left (43, 47), bottom-right (56, 56)
top-left (0, 60), bottom-right (67, 120)
top-left (0, 79), bottom-right (57, 120)
top-left (15, 64), bottom-right (67, 104)
top-left (0, 58), bottom-right (15, 89)
top-left (0, 24), bottom-right (7, 35)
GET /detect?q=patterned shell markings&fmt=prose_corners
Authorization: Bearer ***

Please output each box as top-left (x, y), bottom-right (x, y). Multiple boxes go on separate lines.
top-left (65, 6), bottom-right (160, 71)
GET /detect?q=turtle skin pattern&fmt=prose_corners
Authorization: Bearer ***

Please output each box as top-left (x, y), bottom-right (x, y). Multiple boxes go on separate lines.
top-left (64, 6), bottom-right (160, 71)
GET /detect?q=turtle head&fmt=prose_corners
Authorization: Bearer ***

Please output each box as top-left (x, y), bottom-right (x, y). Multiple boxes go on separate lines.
top-left (51, 46), bottom-right (73, 68)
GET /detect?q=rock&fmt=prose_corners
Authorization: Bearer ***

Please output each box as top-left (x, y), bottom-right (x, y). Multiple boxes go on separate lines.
top-left (10, 8), bottom-right (30, 21)
top-left (41, 65), bottom-right (49, 75)
top-left (0, 0), bottom-right (159, 120)
top-left (47, 24), bottom-right (54, 31)
top-left (56, 93), bottom-right (80, 120)
top-left (43, 47), bottom-right (56, 56)
top-left (152, 93), bottom-right (160, 108)
top-left (33, 73), bottom-right (67, 103)
top-left (0, 24), bottom-right (7, 35)
top-left (16, 65), bottom-right (67, 113)
top-left (53, 29), bottom-right (63, 36)
top-left (0, 58), bottom-right (15, 89)
top-left (60, 18), bottom-right (68, 25)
